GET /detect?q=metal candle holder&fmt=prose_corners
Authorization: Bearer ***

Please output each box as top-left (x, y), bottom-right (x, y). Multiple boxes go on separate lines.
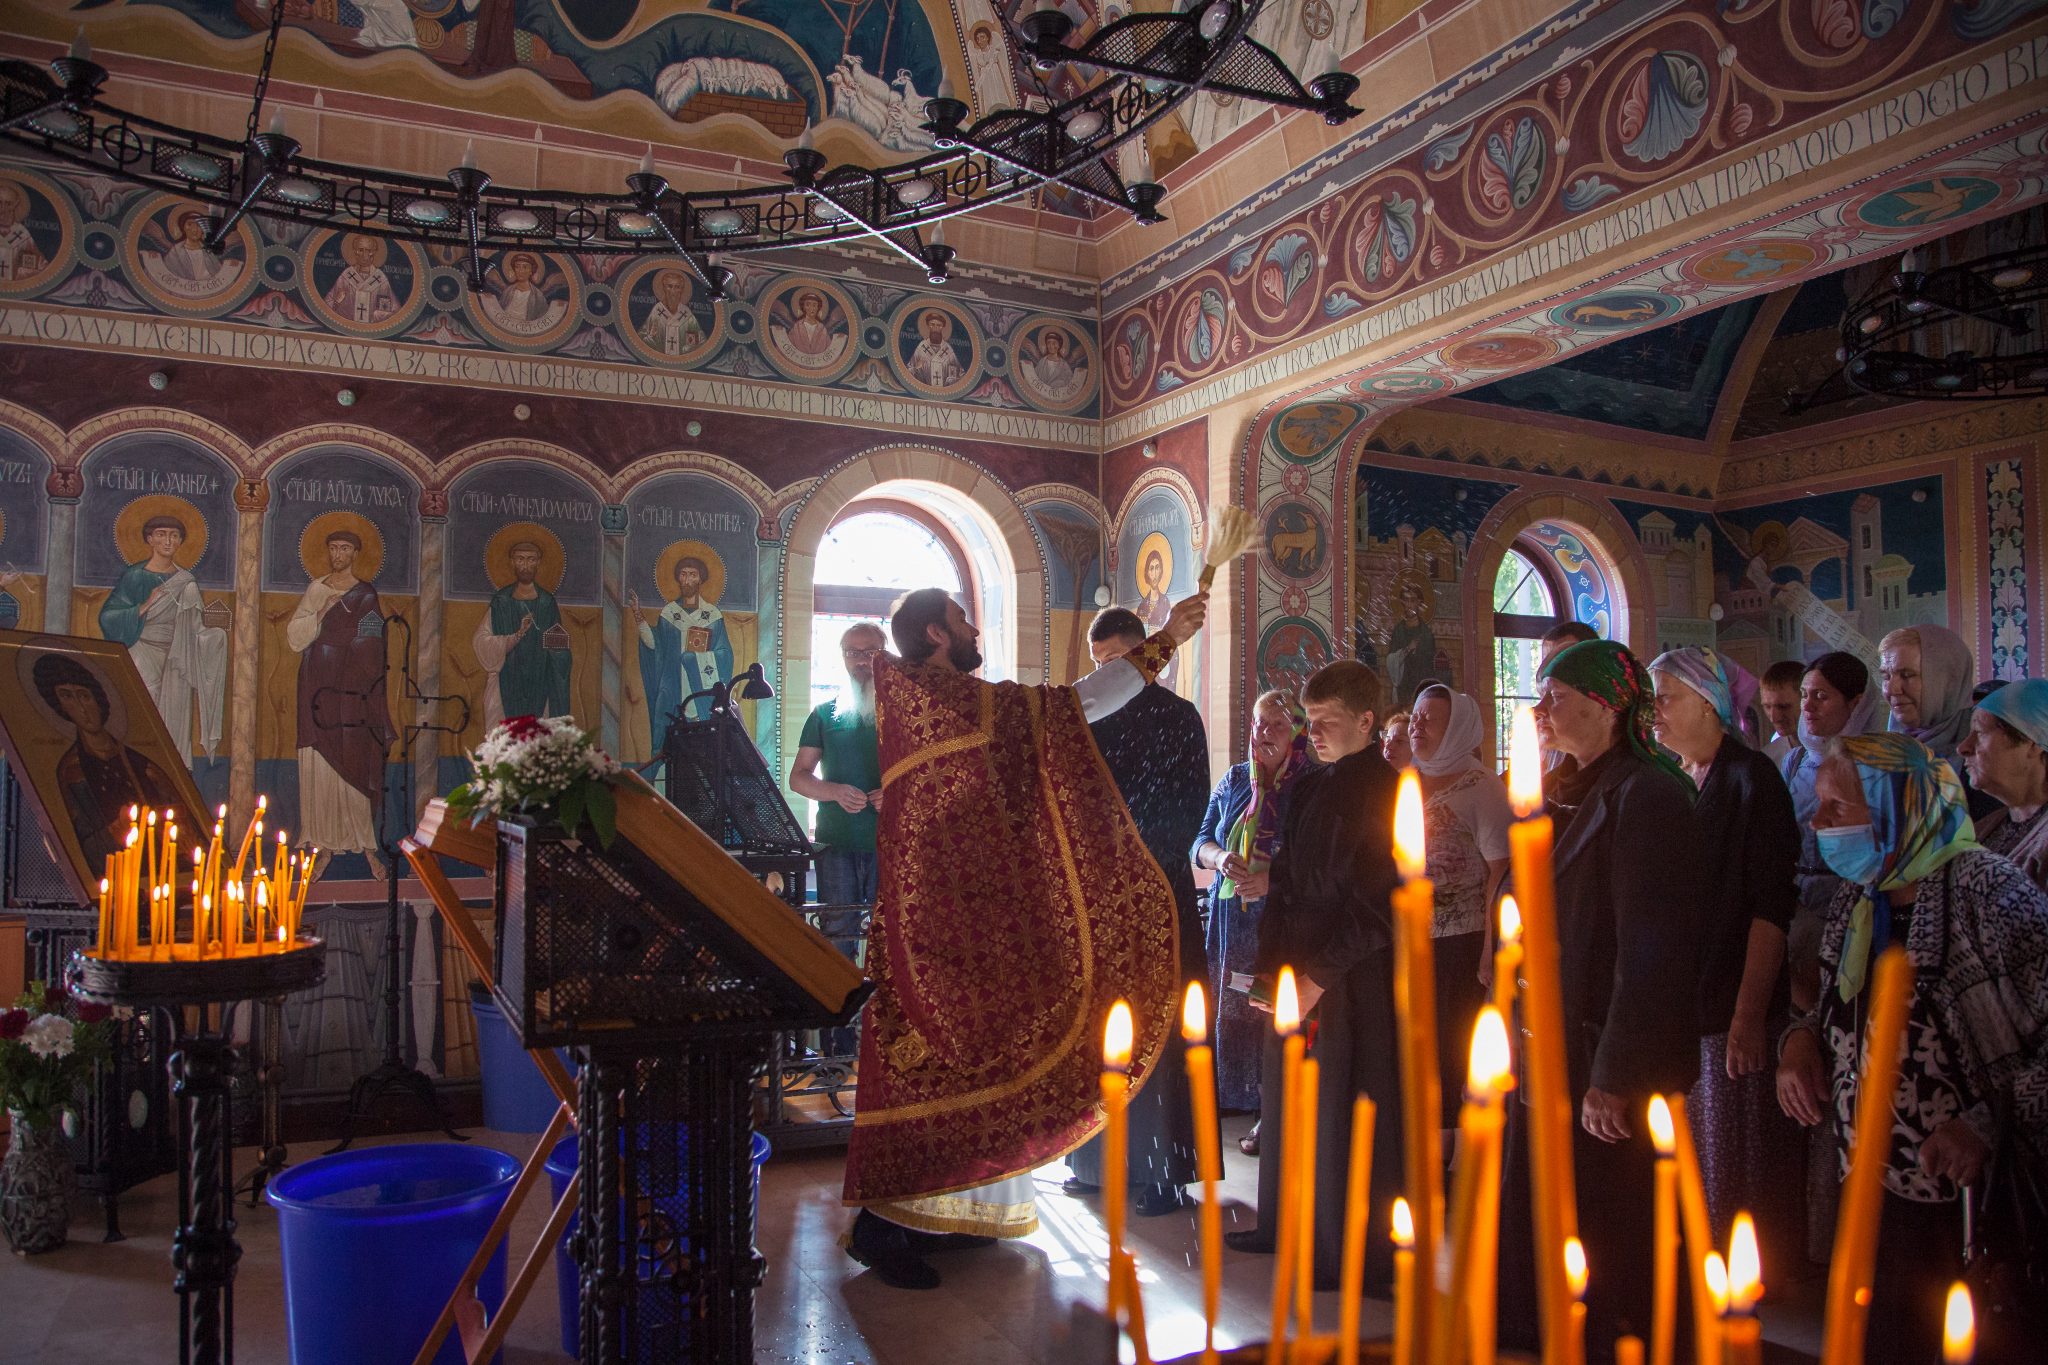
top-left (70, 941), bottom-right (327, 1365)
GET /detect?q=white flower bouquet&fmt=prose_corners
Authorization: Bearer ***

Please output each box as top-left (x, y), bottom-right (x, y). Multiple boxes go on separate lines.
top-left (446, 713), bottom-right (625, 847)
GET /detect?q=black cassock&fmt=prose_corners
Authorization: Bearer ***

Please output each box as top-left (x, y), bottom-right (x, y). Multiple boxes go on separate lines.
top-left (1068, 683), bottom-right (1213, 1193)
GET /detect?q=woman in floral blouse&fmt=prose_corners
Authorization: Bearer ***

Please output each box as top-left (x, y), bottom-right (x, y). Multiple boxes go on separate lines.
top-left (1777, 732), bottom-right (2048, 1361)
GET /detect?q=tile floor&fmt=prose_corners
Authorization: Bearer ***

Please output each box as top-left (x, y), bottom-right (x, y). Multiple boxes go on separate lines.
top-left (1, 1114), bottom-right (1825, 1363)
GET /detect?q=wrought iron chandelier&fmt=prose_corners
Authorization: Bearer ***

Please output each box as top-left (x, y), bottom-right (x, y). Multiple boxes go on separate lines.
top-left (0, 0), bottom-right (1360, 302)
top-left (1790, 220), bottom-right (2047, 412)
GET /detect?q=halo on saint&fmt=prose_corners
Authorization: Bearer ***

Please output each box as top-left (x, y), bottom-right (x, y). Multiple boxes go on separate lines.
top-left (299, 510), bottom-right (385, 583)
top-left (114, 494), bottom-right (208, 570)
top-left (654, 539), bottom-right (726, 604)
top-left (1392, 567), bottom-right (1436, 624)
top-left (1136, 530), bottom-right (1174, 593)
top-left (15, 637), bottom-right (134, 740)
top-left (484, 521), bottom-right (565, 592)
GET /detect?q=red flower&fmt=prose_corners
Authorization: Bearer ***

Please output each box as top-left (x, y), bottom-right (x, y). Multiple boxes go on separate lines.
top-left (0, 1009), bottom-right (27, 1040)
top-left (503, 715), bottom-right (548, 741)
top-left (74, 1002), bottom-right (112, 1025)
top-left (39, 984), bottom-right (67, 1012)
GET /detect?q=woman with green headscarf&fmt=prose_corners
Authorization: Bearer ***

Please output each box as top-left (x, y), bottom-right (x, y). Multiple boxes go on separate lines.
top-left (1777, 732), bottom-right (2048, 1362)
top-left (1499, 640), bottom-right (1704, 1359)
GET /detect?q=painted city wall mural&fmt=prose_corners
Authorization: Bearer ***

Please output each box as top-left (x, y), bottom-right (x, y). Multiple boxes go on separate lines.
top-left (0, 157), bottom-right (1099, 420)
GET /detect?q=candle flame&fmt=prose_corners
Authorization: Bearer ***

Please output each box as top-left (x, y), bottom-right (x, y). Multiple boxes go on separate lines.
top-left (1508, 706), bottom-right (1543, 816)
top-left (1391, 1197), bottom-right (1414, 1248)
top-left (1274, 966), bottom-right (1300, 1034)
top-left (1103, 999), bottom-right (1134, 1071)
top-left (1728, 1212), bottom-right (1762, 1311)
top-left (1704, 1252), bottom-right (1729, 1316)
top-left (147, 809), bottom-right (157, 826)
top-left (278, 924), bottom-right (287, 943)
top-left (1646, 1094), bottom-right (1676, 1156)
top-left (1943, 1282), bottom-right (1974, 1364)
top-left (126, 827), bottom-right (138, 848)
top-left (1393, 769), bottom-right (1427, 879)
top-left (257, 794), bottom-right (268, 812)
top-left (278, 830), bottom-right (288, 846)
top-left (1466, 1006), bottom-right (1510, 1095)
top-left (1181, 980), bottom-right (1207, 1045)
top-left (99, 877), bottom-right (109, 894)
top-left (217, 803), bottom-right (227, 818)
top-left (1563, 1237), bottom-right (1588, 1300)
top-left (193, 849), bottom-right (203, 866)
top-left (1498, 894), bottom-right (1521, 944)
top-left (256, 881), bottom-right (268, 906)
top-left (129, 804), bottom-right (139, 820)
top-left (254, 820), bottom-right (263, 838)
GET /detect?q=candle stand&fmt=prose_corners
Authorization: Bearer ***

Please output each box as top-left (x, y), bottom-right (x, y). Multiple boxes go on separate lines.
top-left (71, 943), bottom-right (326, 1365)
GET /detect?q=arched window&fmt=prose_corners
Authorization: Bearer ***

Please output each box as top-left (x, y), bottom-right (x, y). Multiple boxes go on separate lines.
top-left (809, 501), bottom-right (972, 710)
top-left (1492, 541), bottom-right (1567, 770)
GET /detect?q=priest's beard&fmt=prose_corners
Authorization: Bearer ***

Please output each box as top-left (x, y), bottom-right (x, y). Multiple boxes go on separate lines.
top-left (947, 634), bottom-right (983, 673)
top-left (836, 675), bottom-right (876, 722)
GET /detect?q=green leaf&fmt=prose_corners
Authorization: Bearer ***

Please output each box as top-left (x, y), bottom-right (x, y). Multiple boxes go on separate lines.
top-left (557, 782), bottom-right (586, 839)
top-left (588, 781), bottom-right (618, 850)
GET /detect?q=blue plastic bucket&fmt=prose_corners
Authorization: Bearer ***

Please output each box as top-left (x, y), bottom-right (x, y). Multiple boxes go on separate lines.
top-left (268, 1142), bottom-right (520, 1365)
top-left (469, 987), bottom-right (574, 1133)
top-left (542, 1129), bottom-right (771, 1358)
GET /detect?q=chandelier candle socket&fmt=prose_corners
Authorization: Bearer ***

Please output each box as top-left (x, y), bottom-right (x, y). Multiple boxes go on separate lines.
top-left (1180, 982), bottom-right (1224, 1365)
top-left (1390, 769), bottom-right (1444, 1365)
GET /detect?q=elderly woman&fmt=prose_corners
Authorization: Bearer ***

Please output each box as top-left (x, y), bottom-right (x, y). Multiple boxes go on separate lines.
top-left (1777, 733), bottom-right (2048, 1361)
top-left (1961, 679), bottom-right (2048, 890)
top-left (1193, 689), bottom-right (1314, 1148)
top-left (1408, 683), bottom-right (1512, 1125)
top-left (1650, 648), bottom-right (1803, 1259)
top-left (1381, 709), bottom-right (1413, 770)
top-left (1881, 624), bottom-right (1998, 819)
top-left (1501, 641), bottom-right (1702, 1357)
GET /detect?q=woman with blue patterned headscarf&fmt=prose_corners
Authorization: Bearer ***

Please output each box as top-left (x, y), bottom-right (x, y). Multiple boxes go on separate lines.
top-left (1962, 679), bottom-right (2048, 893)
top-left (1649, 647), bottom-right (1804, 1260)
top-left (1777, 732), bottom-right (2048, 1363)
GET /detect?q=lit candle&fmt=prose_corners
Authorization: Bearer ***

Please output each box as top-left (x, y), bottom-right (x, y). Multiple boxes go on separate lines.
top-left (1722, 1213), bottom-right (1762, 1365)
top-left (273, 830), bottom-right (289, 910)
top-left (1435, 1007), bottom-right (1510, 1365)
top-left (1492, 895), bottom-right (1522, 1024)
top-left (97, 874), bottom-right (112, 958)
top-left (1662, 1094), bottom-right (1719, 1365)
top-left (1942, 1283), bottom-right (1974, 1364)
top-left (1704, 1252), bottom-right (1729, 1332)
top-left (199, 893), bottom-right (214, 958)
top-left (1615, 1339), bottom-right (1644, 1365)
top-left (143, 809), bottom-right (158, 938)
top-left (1118, 1250), bottom-right (1152, 1365)
top-left (225, 882), bottom-right (242, 957)
top-left (1821, 947), bottom-right (1914, 1365)
top-left (1103, 999), bottom-right (1134, 1327)
top-left (1391, 1197), bottom-right (1417, 1365)
top-left (121, 825), bottom-right (140, 959)
top-left (1506, 706), bottom-right (1580, 1365)
top-left (1647, 1096), bottom-right (1679, 1365)
top-left (1293, 1051), bottom-right (1321, 1346)
top-left (229, 796), bottom-right (266, 884)
top-left (1391, 770), bottom-right (1443, 1364)
top-left (1181, 983), bottom-right (1223, 1364)
top-left (1267, 967), bottom-right (1304, 1365)
top-left (1337, 1092), bottom-right (1376, 1365)
top-left (1563, 1237), bottom-right (1588, 1365)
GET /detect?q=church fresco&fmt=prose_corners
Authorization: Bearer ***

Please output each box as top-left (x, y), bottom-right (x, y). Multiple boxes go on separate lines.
top-left (299, 230), bottom-right (430, 339)
top-left (0, 431), bottom-right (51, 633)
top-left (0, 168), bottom-right (72, 298)
top-left (1114, 482), bottom-right (1192, 693)
top-left (121, 194), bottom-right (261, 318)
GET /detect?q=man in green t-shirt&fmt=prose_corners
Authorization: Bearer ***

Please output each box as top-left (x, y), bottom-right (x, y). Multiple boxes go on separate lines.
top-left (789, 621), bottom-right (886, 912)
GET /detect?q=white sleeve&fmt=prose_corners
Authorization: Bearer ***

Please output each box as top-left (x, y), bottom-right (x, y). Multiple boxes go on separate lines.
top-left (1071, 658), bottom-right (1144, 722)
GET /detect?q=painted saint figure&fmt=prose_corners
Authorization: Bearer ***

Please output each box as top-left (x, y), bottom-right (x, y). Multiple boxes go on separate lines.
top-left (482, 253), bottom-right (564, 335)
top-left (325, 234), bottom-right (401, 325)
top-left (777, 288), bottom-right (844, 367)
top-left (640, 269), bottom-right (702, 356)
top-left (33, 652), bottom-right (194, 873)
top-left (287, 530), bottom-right (394, 872)
top-left (1031, 327), bottom-right (1080, 400)
top-left (472, 540), bottom-right (573, 726)
top-left (145, 209), bottom-right (240, 297)
top-left (1135, 546), bottom-right (1178, 690)
top-left (97, 514), bottom-right (228, 762)
top-left (1382, 573), bottom-right (1438, 710)
top-left (632, 555), bottom-right (733, 735)
top-left (0, 182), bottom-right (44, 283)
top-left (907, 308), bottom-right (964, 387)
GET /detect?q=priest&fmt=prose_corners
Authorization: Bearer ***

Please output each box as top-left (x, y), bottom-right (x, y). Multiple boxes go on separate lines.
top-left (842, 585), bottom-right (1208, 1289)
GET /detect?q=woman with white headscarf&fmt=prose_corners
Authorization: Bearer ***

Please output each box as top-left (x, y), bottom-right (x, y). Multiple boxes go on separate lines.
top-left (1650, 647), bottom-right (1804, 1264)
top-left (1962, 679), bottom-right (2048, 892)
top-left (1407, 683), bottom-right (1513, 1125)
top-left (1881, 624), bottom-right (1999, 821)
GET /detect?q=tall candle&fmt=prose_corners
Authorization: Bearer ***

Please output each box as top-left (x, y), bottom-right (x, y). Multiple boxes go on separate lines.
top-left (1942, 1283), bottom-right (1974, 1364)
top-left (1722, 1213), bottom-right (1762, 1365)
top-left (1647, 1096), bottom-right (1679, 1365)
top-left (229, 796), bottom-right (266, 883)
top-left (1391, 1198), bottom-right (1417, 1365)
top-left (1267, 968), bottom-right (1304, 1365)
top-left (1337, 1092), bottom-right (1376, 1365)
top-left (1117, 1250), bottom-right (1153, 1365)
top-left (1492, 895), bottom-right (1522, 1024)
top-left (1293, 1054), bottom-right (1321, 1344)
top-left (1615, 1339), bottom-right (1644, 1365)
top-left (1103, 1000), bottom-right (1134, 1328)
top-left (1562, 1237), bottom-right (1588, 1365)
top-left (1821, 946), bottom-right (1913, 1365)
top-left (1182, 982), bottom-right (1223, 1365)
top-left (273, 830), bottom-right (290, 914)
top-left (1666, 1095), bottom-right (1720, 1365)
top-left (1704, 1252), bottom-right (1729, 1360)
top-left (1391, 769), bottom-right (1444, 1363)
top-left (1434, 1007), bottom-right (1510, 1365)
top-left (96, 874), bottom-right (112, 957)
top-left (1507, 707), bottom-right (1580, 1365)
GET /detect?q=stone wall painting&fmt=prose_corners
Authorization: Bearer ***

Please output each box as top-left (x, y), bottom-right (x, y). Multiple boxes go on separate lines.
top-left (0, 429), bottom-right (50, 632)
top-left (1115, 483), bottom-right (1194, 694)
top-left (1029, 498), bottom-right (1106, 685)
top-left (0, 168), bottom-right (72, 298)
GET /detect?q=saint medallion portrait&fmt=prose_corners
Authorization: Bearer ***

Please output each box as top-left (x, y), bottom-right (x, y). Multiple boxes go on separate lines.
top-left (301, 230), bottom-right (428, 338)
top-left (759, 277), bottom-right (858, 383)
top-left (888, 299), bottom-right (980, 400)
top-left (1009, 318), bottom-right (1095, 412)
top-left (463, 249), bottom-right (583, 351)
top-left (124, 195), bottom-right (260, 317)
top-left (0, 170), bottom-right (73, 299)
top-left (619, 260), bottom-right (723, 368)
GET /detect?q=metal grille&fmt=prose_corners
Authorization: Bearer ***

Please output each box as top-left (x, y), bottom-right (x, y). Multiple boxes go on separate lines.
top-left (3, 760), bottom-right (82, 909)
top-left (660, 713), bottom-right (810, 859)
top-left (496, 821), bottom-right (831, 1049)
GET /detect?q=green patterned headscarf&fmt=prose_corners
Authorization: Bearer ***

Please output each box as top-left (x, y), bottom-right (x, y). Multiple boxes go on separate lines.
top-left (1830, 731), bottom-right (1980, 1000)
top-left (1538, 639), bottom-right (1691, 790)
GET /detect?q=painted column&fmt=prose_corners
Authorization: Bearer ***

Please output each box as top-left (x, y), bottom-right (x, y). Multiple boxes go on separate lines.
top-left (415, 492), bottom-right (447, 808)
top-left (228, 476), bottom-right (268, 831)
top-left (600, 503), bottom-right (628, 756)
top-left (41, 467), bottom-right (82, 632)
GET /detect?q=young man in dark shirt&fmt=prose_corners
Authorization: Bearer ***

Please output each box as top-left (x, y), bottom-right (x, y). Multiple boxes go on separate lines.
top-left (1225, 660), bottom-right (1405, 1291)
